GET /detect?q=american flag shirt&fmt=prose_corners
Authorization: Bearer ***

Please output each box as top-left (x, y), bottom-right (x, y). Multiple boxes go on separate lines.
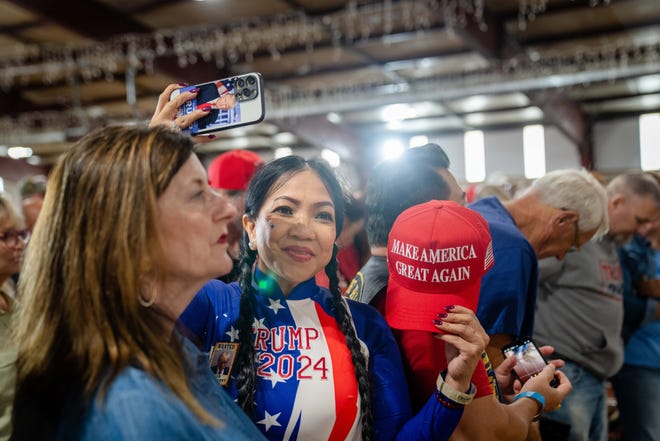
top-left (180, 270), bottom-right (463, 441)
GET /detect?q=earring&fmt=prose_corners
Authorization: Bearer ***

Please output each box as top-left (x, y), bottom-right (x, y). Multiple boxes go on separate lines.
top-left (137, 278), bottom-right (158, 308)
top-left (248, 240), bottom-right (256, 250)
top-left (138, 290), bottom-right (158, 308)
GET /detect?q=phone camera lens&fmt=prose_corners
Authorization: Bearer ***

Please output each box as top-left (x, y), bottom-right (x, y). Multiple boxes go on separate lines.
top-left (236, 79), bottom-right (245, 88)
top-left (247, 76), bottom-right (256, 85)
top-left (242, 88), bottom-right (253, 98)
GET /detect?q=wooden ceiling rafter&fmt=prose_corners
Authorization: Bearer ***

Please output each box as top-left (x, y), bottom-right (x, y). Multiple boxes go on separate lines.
top-left (450, 2), bottom-right (592, 168)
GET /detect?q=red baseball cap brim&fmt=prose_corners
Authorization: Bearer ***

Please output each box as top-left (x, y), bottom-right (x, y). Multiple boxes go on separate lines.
top-left (385, 274), bottom-right (481, 333)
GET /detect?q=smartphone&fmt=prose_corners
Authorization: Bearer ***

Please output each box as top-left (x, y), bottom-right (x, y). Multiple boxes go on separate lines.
top-left (502, 337), bottom-right (559, 387)
top-left (170, 72), bottom-right (265, 136)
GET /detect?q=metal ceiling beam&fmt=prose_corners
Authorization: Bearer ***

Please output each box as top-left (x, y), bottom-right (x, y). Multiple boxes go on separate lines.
top-left (266, 60), bottom-right (660, 117)
top-left (1, 0), bottom-right (222, 114)
top-left (451, 6), bottom-right (593, 168)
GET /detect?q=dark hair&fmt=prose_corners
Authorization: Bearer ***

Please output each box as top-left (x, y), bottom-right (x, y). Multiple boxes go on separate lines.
top-left (233, 155), bottom-right (373, 440)
top-left (345, 192), bottom-right (367, 223)
top-left (404, 143), bottom-right (450, 169)
top-left (19, 175), bottom-right (48, 199)
top-left (365, 160), bottom-right (450, 246)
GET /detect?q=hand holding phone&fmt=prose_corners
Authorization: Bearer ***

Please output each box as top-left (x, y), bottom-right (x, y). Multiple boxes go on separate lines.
top-left (169, 72), bottom-right (265, 135)
top-left (502, 337), bottom-right (560, 387)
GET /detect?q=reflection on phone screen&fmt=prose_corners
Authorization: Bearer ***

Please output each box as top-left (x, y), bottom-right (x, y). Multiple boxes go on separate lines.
top-left (503, 340), bottom-right (546, 383)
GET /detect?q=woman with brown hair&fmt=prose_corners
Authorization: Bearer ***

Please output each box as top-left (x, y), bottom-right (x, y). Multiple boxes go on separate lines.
top-left (10, 121), bottom-right (266, 441)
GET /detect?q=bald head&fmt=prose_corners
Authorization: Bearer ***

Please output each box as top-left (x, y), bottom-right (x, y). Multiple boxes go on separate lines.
top-left (606, 172), bottom-right (660, 237)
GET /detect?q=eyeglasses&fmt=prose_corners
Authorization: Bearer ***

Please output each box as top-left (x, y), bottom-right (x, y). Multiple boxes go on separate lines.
top-left (0, 229), bottom-right (30, 247)
top-left (566, 221), bottom-right (580, 253)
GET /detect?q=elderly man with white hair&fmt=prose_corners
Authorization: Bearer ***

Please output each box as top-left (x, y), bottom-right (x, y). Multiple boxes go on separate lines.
top-left (468, 169), bottom-right (610, 368)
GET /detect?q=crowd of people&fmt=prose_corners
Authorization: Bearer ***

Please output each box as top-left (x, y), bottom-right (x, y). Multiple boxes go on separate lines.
top-left (0, 82), bottom-right (658, 441)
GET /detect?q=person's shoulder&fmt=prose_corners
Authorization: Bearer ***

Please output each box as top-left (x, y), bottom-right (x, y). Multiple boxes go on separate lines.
top-left (468, 196), bottom-right (500, 213)
top-left (196, 280), bottom-right (242, 304)
top-left (469, 197), bottom-right (514, 227)
top-left (345, 297), bottom-right (391, 332)
top-left (101, 366), bottom-right (167, 399)
top-left (80, 368), bottom-right (193, 440)
top-left (347, 256), bottom-right (388, 304)
top-left (345, 296), bottom-right (379, 314)
top-left (480, 214), bottom-right (530, 252)
top-left (199, 279), bottom-right (241, 294)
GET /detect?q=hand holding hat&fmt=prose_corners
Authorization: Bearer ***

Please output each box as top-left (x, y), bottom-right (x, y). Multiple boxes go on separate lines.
top-left (385, 200), bottom-right (494, 333)
top-left (433, 304), bottom-right (490, 397)
top-left (385, 200), bottom-right (494, 402)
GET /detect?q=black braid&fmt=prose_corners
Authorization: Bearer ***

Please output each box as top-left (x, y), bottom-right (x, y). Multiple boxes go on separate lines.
top-left (326, 244), bottom-right (373, 441)
top-left (235, 245), bottom-right (259, 416)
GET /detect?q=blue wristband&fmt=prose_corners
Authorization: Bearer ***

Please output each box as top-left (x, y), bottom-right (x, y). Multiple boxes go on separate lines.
top-left (512, 391), bottom-right (545, 421)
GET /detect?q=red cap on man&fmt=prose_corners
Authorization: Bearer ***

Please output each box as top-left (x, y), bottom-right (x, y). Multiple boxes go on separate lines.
top-left (207, 149), bottom-right (264, 191)
top-left (386, 200), bottom-right (494, 333)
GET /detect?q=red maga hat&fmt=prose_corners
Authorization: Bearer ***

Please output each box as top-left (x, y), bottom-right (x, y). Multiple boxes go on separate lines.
top-left (207, 149), bottom-right (264, 191)
top-left (386, 200), bottom-right (494, 333)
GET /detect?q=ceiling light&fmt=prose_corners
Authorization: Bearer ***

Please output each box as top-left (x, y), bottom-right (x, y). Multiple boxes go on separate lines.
top-left (321, 149), bottom-right (341, 168)
top-left (382, 104), bottom-right (417, 122)
top-left (456, 95), bottom-right (488, 113)
top-left (386, 120), bottom-right (403, 130)
top-left (326, 112), bottom-right (342, 124)
top-left (382, 139), bottom-right (405, 161)
top-left (409, 135), bottom-right (428, 148)
top-left (273, 132), bottom-right (297, 144)
top-left (8, 146), bottom-right (33, 159)
top-left (274, 147), bottom-right (293, 159)
top-left (635, 74), bottom-right (660, 94)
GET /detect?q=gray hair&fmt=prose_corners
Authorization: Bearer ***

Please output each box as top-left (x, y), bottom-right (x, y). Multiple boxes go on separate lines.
top-left (525, 169), bottom-right (609, 238)
top-left (0, 192), bottom-right (25, 230)
top-left (607, 172), bottom-right (660, 208)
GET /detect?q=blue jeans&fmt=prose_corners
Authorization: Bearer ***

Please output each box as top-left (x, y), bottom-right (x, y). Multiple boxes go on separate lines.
top-left (543, 360), bottom-right (608, 441)
top-left (611, 364), bottom-right (660, 441)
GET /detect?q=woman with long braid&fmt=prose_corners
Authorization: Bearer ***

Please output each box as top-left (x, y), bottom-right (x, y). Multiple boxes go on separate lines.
top-left (179, 155), bottom-right (489, 441)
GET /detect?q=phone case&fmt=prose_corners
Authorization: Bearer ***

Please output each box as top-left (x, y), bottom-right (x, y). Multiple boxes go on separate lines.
top-left (170, 72), bottom-right (265, 135)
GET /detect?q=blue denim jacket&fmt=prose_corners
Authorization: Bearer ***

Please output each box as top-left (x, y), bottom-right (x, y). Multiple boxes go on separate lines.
top-left (67, 336), bottom-right (266, 441)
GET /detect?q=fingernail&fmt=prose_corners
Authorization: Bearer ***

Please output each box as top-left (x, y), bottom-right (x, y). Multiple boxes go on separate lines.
top-left (444, 305), bottom-right (455, 311)
top-left (200, 105), bottom-right (212, 112)
top-left (433, 319), bottom-right (443, 326)
top-left (190, 87), bottom-right (199, 93)
top-left (207, 134), bottom-right (216, 140)
top-left (177, 83), bottom-right (188, 86)
top-left (437, 312), bottom-right (448, 318)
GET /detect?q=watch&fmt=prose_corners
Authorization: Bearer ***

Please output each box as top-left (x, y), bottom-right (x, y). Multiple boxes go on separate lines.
top-left (435, 371), bottom-right (477, 406)
top-left (512, 391), bottom-right (546, 421)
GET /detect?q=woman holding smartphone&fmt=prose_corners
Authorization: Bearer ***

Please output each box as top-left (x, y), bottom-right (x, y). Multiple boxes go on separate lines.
top-left (10, 123), bottom-right (267, 441)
